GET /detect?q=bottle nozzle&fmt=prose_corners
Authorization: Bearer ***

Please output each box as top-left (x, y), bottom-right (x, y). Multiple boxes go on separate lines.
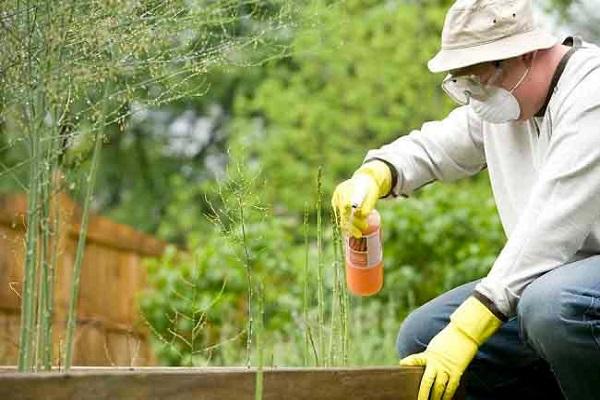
top-left (350, 176), bottom-right (370, 210)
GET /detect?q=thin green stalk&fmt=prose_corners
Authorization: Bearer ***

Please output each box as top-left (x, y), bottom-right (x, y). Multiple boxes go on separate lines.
top-left (315, 167), bottom-right (325, 365)
top-left (17, 0), bottom-right (42, 371)
top-left (42, 150), bottom-right (62, 370)
top-left (33, 3), bottom-right (55, 368)
top-left (302, 203), bottom-right (310, 366)
top-left (237, 195), bottom-right (253, 368)
top-left (18, 132), bottom-right (40, 372)
top-left (39, 4), bottom-right (64, 370)
top-left (328, 212), bottom-right (341, 365)
top-left (307, 324), bottom-right (319, 366)
top-left (343, 281), bottom-right (350, 365)
top-left (44, 187), bottom-right (59, 369)
top-left (332, 220), bottom-right (350, 365)
top-left (34, 169), bottom-right (48, 370)
top-left (190, 262), bottom-right (199, 367)
top-left (327, 265), bottom-right (338, 366)
top-left (63, 131), bottom-right (102, 370)
top-left (35, 131), bottom-right (55, 370)
top-left (254, 282), bottom-right (264, 400)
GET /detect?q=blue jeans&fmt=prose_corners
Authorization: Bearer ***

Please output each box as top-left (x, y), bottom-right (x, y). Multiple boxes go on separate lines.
top-left (396, 255), bottom-right (600, 400)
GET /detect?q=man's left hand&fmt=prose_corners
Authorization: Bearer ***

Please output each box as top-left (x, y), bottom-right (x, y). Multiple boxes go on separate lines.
top-left (399, 296), bottom-right (503, 400)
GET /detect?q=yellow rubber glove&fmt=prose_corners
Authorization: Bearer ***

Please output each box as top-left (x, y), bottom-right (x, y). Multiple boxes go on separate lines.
top-left (331, 160), bottom-right (392, 238)
top-left (399, 296), bottom-right (502, 400)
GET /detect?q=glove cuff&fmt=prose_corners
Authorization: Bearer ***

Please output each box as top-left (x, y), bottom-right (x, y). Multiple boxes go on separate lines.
top-left (450, 296), bottom-right (502, 346)
top-left (354, 160), bottom-right (392, 198)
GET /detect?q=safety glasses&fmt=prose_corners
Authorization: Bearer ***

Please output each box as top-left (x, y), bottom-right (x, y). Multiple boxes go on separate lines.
top-left (441, 65), bottom-right (503, 106)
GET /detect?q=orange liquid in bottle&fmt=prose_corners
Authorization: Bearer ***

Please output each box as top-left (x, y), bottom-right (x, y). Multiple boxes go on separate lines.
top-left (345, 210), bottom-right (383, 296)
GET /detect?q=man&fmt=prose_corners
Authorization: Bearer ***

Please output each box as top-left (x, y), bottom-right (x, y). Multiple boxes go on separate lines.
top-left (331, 1), bottom-right (600, 399)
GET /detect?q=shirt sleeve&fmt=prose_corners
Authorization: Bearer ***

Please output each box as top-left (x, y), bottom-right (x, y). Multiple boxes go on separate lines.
top-left (475, 71), bottom-right (600, 319)
top-left (363, 106), bottom-right (486, 198)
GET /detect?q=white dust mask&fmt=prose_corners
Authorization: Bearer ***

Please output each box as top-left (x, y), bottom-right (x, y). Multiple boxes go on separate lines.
top-left (470, 65), bottom-right (530, 124)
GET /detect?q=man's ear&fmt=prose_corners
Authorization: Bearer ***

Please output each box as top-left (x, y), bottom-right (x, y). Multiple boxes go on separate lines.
top-left (520, 51), bottom-right (537, 67)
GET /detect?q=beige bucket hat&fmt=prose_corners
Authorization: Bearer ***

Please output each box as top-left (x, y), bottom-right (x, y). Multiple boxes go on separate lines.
top-left (428, 0), bottom-right (558, 73)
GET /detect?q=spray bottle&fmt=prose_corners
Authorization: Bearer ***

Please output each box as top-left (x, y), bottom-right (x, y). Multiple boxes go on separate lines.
top-left (344, 188), bottom-right (384, 296)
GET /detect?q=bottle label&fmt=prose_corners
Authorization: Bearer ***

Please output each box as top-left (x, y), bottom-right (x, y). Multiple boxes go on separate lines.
top-left (345, 229), bottom-right (383, 268)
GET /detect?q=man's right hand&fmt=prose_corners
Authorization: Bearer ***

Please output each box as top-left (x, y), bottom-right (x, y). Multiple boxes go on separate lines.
top-left (331, 160), bottom-right (392, 238)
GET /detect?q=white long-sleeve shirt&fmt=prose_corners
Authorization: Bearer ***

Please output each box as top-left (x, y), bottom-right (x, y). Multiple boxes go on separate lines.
top-left (364, 38), bottom-right (600, 319)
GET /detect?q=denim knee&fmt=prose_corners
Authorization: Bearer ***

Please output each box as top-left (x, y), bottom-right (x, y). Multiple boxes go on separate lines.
top-left (518, 278), bottom-right (563, 357)
top-left (518, 277), bottom-right (598, 361)
top-left (396, 307), bottom-right (435, 358)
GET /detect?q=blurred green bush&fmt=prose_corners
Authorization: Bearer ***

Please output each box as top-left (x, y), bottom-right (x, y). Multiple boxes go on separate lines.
top-left (138, 0), bottom-right (506, 367)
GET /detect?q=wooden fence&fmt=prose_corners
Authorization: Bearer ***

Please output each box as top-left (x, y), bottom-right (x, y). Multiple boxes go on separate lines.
top-left (0, 193), bottom-right (168, 366)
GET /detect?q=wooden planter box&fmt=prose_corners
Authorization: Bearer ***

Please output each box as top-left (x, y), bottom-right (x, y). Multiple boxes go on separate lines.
top-left (0, 366), bottom-right (459, 400)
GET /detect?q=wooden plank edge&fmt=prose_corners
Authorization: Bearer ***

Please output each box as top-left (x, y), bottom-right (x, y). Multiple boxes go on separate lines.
top-left (0, 366), bottom-right (427, 400)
